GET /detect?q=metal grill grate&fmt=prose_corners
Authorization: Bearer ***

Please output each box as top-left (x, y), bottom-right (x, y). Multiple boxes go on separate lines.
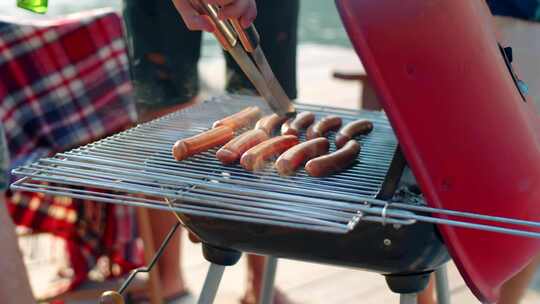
top-left (12, 95), bottom-right (540, 237)
top-left (11, 96), bottom-right (400, 234)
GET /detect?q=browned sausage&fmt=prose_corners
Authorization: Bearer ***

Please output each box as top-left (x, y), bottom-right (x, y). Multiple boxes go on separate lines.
top-left (172, 126), bottom-right (234, 161)
top-left (212, 106), bottom-right (262, 131)
top-left (335, 119), bottom-right (374, 148)
top-left (305, 140), bottom-right (361, 177)
top-left (255, 114), bottom-right (288, 136)
top-left (306, 115), bottom-right (342, 140)
top-left (240, 135), bottom-right (300, 171)
top-left (216, 129), bottom-right (269, 165)
top-left (281, 111), bottom-right (316, 136)
top-left (275, 138), bottom-right (330, 176)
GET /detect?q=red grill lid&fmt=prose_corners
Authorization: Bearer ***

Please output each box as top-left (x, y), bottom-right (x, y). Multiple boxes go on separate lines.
top-left (336, 0), bottom-right (540, 302)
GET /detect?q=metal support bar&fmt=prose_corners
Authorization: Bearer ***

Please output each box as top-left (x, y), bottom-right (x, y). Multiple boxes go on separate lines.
top-left (118, 222), bottom-right (181, 294)
top-left (198, 263), bottom-right (226, 304)
top-left (399, 293), bottom-right (417, 304)
top-left (260, 256), bottom-right (278, 304)
top-left (435, 264), bottom-right (451, 304)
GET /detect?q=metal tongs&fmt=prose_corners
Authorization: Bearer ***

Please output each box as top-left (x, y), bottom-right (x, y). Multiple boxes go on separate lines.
top-left (190, 0), bottom-right (296, 117)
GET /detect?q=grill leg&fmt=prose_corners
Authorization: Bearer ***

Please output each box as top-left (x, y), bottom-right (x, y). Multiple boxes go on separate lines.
top-left (259, 256), bottom-right (278, 304)
top-left (399, 293), bottom-right (417, 304)
top-left (197, 263), bottom-right (225, 304)
top-left (435, 264), bottom-right (450, 304)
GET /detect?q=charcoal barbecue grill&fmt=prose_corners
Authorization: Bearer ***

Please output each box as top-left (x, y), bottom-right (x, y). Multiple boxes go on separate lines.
top-left (9, 0), bottom-right (540, 303)
top-left (10, 95), bottom-right (539, 304)
top-left (9, 95), bottom-right (444, 300)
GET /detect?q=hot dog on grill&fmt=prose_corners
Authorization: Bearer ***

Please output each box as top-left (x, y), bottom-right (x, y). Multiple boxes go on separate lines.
top-left (275, 138), bottom-right (330, 176)
top-left (172, 126), bottom-right (234, 161)
top-left (240, 135), bottom-right (300, 171)
top-left (216, 129), bottom-right (269, 165)
top-left (335, 119), bottom-right (373, 148)
top-left (212, 106), bottom-right (262, 131)
top-left (255, 114), bottom-right (288, 136)
top-left (305, 140), bottom-right (360, 177)
top-left (306, 115), bottom-right (342, 140)
top-left (281, 111), bottom-right (316, 136)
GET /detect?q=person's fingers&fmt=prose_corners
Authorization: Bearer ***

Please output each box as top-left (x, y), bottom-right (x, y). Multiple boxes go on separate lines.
top-left (205, 0), bottom-right (256, 26)
top-left (240, 0), bottom-right (256, 28)
top-left (193, 15), bottom-right (215, 32)
top-left (217, 0), bottom-right (249, 21)
top-left (171, 0), bottom-right (215, 32)
top-left (218, 0), bottom-right (248, 20)
top-left (205, 0), bottom-right (236, 6)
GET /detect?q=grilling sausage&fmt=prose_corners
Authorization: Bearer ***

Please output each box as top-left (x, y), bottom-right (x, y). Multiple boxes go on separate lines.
top-left (335, 119), bottom-right (374, 148)
top-left (172, 126), bottom-right (234, 161)
top-left (212, 106), bottom-right (262, 131)
top-left (275, 138), bottom-right (330, 176)
top-left (240, 135), bottom-right (300, 171)
top-left (255, 114), bottom-right (288, 136)
top-left (281, 111), bottom-right (316, 136)
top-left (216, 129), bottom-right (269, 165)
top-left (305, 140), bottom-right (361, 177)
top-left (306, 115), bottom-right (342, 140)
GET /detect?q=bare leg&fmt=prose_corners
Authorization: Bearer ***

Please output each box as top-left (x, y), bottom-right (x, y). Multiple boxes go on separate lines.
top-left (0, 193), bottom-right (35, 303)
top-left (136, 100), bottom-right (198, 299)
top-left (242, 255), bottom-right (292, 304)
top-left (498, 255), bottom-right (540, 304)
top-left (146, 209), bottom-right (186, 298)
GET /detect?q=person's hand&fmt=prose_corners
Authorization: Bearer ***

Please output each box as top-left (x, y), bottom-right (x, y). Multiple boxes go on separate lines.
top-left (171, 0), bottom-right (257, 32)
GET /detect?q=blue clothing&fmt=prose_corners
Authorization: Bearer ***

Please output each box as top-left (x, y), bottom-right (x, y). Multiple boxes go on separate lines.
top-left (486, 0), bottom-right (540, 21)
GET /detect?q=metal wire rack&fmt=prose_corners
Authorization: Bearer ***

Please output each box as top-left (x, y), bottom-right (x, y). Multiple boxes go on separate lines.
top-left (10, 95), bottom-right (540, 238)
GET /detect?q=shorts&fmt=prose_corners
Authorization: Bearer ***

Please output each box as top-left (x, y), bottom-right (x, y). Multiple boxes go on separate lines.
top-left (0, 124), bottom-right (9, 191)
top-left (122, 0), bottom-right (299, 114)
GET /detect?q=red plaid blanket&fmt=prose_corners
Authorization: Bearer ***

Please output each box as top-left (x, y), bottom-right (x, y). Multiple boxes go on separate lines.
top-left (0, 9), bottom-right (142, 293)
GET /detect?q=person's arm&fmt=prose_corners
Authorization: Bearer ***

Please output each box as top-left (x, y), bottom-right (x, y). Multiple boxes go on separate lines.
top-left (171, 0), bottom-right (257, 32)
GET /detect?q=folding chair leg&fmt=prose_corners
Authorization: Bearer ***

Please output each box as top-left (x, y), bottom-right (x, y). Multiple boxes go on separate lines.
top-left (435, 264), bottom-right (450, 304)
top-left (259, 256), bottom-right (278, 304)
top-left (197, 263), bottom-right (226, 304)
top-left (399, 293), bottom-right (417, 304)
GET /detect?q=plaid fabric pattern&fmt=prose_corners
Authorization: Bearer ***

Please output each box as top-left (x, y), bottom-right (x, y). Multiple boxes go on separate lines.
top-left (0, 9), bottom-right (142, 293)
